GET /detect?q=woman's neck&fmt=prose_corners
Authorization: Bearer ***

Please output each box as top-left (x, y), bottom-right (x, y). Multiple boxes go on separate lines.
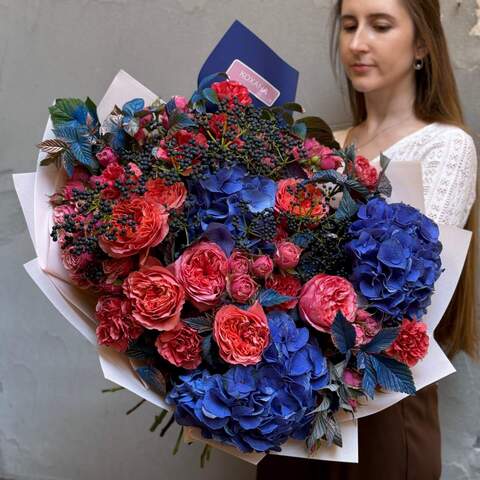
top-left (361, 75), bottom-right (417, 132)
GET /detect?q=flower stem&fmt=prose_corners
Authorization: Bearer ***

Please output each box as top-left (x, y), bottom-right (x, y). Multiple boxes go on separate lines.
top-left (125, 398), bottom-right (146, 415)
top-left (149, 409), bottom-right (168, 432)
top-left (172, 426), bottom-right (184, 455)
top-left (101, 386), bottom-right (125, 393)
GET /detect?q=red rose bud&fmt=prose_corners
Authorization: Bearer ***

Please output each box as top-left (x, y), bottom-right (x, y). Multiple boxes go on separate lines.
top-left (96, 146), bottom-right (119, 168)
top-left (252, 255), bottom-right (274, 278)
top-left (227, 273), bottom-right (258, 303)
top-left (274, 241), bottom-right (302, 270)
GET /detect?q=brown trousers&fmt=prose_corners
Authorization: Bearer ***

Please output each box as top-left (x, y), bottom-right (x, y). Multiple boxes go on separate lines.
top-left (256, 383), bottom-right (441, 480)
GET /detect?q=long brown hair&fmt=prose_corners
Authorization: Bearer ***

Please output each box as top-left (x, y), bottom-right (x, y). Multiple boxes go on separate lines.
top-left (329, 0), bottom-right (479, 360)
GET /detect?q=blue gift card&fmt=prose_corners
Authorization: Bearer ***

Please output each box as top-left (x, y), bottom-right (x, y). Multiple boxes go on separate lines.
top-left (198, 20), bottom-right (299, 107)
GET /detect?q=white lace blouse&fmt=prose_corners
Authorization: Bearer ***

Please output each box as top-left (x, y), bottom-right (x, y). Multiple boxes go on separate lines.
top-left (338, 122), bottom-right (478, 229)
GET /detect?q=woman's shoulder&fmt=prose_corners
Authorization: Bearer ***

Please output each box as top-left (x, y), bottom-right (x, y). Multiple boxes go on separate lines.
top-left (421, 122), bottom-right (476, 149)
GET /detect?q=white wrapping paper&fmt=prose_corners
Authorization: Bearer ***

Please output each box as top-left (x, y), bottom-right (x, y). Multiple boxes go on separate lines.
top-left (13, 70), bottom-right (471, 465)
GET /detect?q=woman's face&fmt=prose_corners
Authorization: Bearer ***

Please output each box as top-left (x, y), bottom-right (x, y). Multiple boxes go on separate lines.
top-left (339, 0), bottom-right (422, 93)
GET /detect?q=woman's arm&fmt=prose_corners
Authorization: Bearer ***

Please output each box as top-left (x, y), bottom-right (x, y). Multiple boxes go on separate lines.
top-left (422, 129), bottom-right (478, 228)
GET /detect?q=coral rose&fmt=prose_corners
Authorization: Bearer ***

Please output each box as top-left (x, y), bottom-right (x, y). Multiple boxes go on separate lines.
top-left (213, 302), bottom-right (270, 366)
top-left (95, 295), bottom-right (143, 352)
top-left (155, 322), bottom-right (202, 369)
top-left (299, 274), bottom-right (357, 333)
top-left (385, 318), bottom-right (429, 367)
top-left (123, 264), bottom-right (185, 331)
top-left (172, 241), bottom-right (228, 312)
top-left (99, 197), bottom-right (169, 259)
top-left (275, 178), bottom-right (329, 222)
top-left (144, 178), bottom-right (187, 211)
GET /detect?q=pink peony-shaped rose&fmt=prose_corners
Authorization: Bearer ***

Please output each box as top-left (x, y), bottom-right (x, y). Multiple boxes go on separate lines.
top-left (53, 204), bottom-right (77, 225)
top-left (353, 309), bottom-right (381, 346)
top-left (228, 250), bottom-right (251, 275)
top-left (123, 263), bottom-right (185, 331)
top-left (99, 197), bottom-right (169, 259)
top-left (274, 241), bottom-right (302, 270)
top-left (61, 248), bottom-right (93, 273)
top-left (102, 257), bottom-right (135, 284)
top-left (385, 318), bottom-right (429, 367)
top-left (144, 178), bottom-right (187, 211)
top-left (275, 178), bottom-right (329, 222)
top-left (95, 295), bottom-right (143, 352)
top-left (228, 273), bottom-right (258, 303)
top-left (299, 274), bottom-right (357, 333)
top-left (63, 180), bottom-right (85, 201)
top-left (304, 138), bottom-right (342, 170)
top-left (172, 241), bottom-right (228, 312)
top-left (352, 155), bottom-right (379, 190)
top-left (155, 321), bottom-right (202, 369)
top-left (265, 273), bottom-right (302, 310)
top-left (213, 302), bottom-right (269, 366)
top-left (252, 255), bottom-right (274, 278)
top-left (96, 146), bottom-right (119, 168)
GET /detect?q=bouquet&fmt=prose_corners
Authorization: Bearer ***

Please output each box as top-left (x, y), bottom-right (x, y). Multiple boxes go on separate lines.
top-left (16, 67), bottom-right (469, 465)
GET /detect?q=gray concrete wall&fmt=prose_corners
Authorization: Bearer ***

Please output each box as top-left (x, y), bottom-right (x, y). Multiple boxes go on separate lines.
top-left (1, 1), bottom-right (479, 479)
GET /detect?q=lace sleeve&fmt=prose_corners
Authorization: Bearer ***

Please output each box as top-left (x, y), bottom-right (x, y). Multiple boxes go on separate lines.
top-left (422, 129), bottom-right (478, 228)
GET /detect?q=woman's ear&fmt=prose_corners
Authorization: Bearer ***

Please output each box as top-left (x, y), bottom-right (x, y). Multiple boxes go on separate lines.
top-left (415, 39), bottom-right (428, 59)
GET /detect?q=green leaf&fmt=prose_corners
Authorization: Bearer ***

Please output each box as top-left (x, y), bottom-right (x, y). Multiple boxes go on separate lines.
top-left (377, 172), bottom-right (392, 197)
top-left (53, 125), bottom-right (98, 170)
top-left (199, 72), bottom-right (228, 91)
top-left (136, 366), bottom-right (167, 396)
top-left (258, 289), bottom-right (296, 308)
top-left (183, 316), bottom-right (213, 334)
top-left (85, 97), bottom-right (99, 124)
top-left (292, 121), bottom-right (307, 139)
top-left (344, 178), bottom-right (371, 197)
top-left (311, 169), bottom-right (346, 185)
top-left (380, 153), bottom-right (391, 171)
top-left (282, 102), bottom-right (305, 113)
top-left (331, 311), bottom-right (356, 354)
top-left (359, 352), bottom-right (377, 399)
top-left (49, 98), bottom-right (84, 126)
top-left (335, 189), bottom-right (359, 221)
top-left (202, 88), bottom-right (219, 105)
top-left (362, 327), bottom-right (400, 354)
top-left (371, 354), bottom-right (416, 395)
top-left (62, 150), bottom-right (75, 177)
top-left (297, 116), bottom-right (340, 149)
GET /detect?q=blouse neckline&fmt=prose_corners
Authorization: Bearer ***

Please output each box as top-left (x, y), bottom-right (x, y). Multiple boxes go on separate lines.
top-left (344, 122), bottom-right (438, 162)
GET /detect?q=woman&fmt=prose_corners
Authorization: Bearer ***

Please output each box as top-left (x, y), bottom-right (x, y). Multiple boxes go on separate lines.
top-left (257, 0), bottom-right (478, 478)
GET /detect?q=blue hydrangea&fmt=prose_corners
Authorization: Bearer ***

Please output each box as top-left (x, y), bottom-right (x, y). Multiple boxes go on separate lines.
top-left (345, 197), bottom-right (443, 320)
top-left (165, 311), bottom-right (329, 453)
top-left (188, 165), bottom-right (276, 243)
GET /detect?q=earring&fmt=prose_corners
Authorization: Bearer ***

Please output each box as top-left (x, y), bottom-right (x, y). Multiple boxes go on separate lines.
top-left (414, 58), bottom-right (424, 70)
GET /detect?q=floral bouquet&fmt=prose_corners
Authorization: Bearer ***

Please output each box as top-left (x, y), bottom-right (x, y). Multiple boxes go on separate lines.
top-left (13, 70), bottom-right (471, 465)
